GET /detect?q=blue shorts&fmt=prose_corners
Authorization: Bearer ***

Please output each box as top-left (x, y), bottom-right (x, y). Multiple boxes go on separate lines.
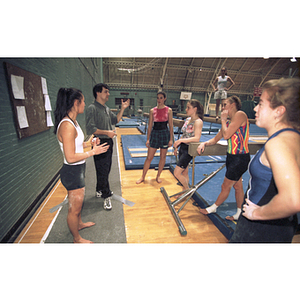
top-left (60, 163), bottom-right (86, 191)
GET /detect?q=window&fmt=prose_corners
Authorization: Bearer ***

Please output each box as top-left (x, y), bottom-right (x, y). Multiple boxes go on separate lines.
top-left (115, 98), bottom-right (134, 108)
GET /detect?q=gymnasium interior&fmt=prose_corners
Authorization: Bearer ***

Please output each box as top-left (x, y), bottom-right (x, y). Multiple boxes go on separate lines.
top-left (2, 1), bottom-right (300, 297)
top-left (1, 57), bottom-right (299, 244)
top-left (1, 57), bottom-right (299, 300)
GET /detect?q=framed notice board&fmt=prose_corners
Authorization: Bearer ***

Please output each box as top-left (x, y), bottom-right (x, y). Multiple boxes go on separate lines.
top-left (4, 62), bottom-right (51, 139)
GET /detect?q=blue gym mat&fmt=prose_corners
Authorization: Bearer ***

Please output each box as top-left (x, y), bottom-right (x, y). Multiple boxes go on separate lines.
top-left (169, 161), bottom-right (251, 240)
top-left (121, 134), bottom-right (176, 170)
top-left (116, 118), bottom-right (141, 128)
top-left (121, 134), bottom-right (226, 170)
top-left (119, 117), bottom-right (293, 240)
top-left (138, 120), bottom-right (222, 135)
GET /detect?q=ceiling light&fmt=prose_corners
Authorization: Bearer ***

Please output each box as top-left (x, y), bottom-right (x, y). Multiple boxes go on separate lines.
top-left (290, 57), bottom-right (297, 62)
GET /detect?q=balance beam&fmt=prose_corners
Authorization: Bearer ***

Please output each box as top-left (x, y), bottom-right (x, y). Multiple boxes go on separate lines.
top-left (188, 139), bottom-right (265, 157)
top-left (188, 140), bottom-right (265, 185)
top-left (160, 140), bottom-right (265, 236)
top-left (177, 113), bottom-right (257, 125)
top-left (160, 164), bottom-right (226, 236)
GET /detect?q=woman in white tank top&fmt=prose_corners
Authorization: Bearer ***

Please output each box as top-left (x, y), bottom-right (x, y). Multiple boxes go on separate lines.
top-left (54, 88), bottom-right (109, 243)
top-left (212, 67), bottom-right (235, 120)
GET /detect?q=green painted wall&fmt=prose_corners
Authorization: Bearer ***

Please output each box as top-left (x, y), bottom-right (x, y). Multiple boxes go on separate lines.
top-left (106, 89), bottom-right (207, 115)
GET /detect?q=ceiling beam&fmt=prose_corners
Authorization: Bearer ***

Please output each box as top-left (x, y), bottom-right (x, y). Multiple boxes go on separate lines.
top-left (182, 58), bottom-right (195, 90)
top-left (159, 58), bottom-right (169, 90)
top-left (258, 58), bottom-right (282, 87)
top-left (107, 82), bottom-right (254, 95)
top-left (105, 59), bottom-right (283, 78)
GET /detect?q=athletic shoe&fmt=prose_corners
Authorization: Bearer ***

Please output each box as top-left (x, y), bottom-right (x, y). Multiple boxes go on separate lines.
top-left (104, 197), bottom-right (112, 210)
top-left (96, 191), bottom-right (102, 198)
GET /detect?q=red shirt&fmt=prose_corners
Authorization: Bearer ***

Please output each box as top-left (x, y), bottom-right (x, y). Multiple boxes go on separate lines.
top-left (153, 106), bottom-right (169, 122)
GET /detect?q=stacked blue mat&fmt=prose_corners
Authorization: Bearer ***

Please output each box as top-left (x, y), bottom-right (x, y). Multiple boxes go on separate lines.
top-left (116, 118), bottom-right (142, 128)
top-left (121, 134), bottom-right (176, 170)
top-left (121, 134), bottom-right (227, 170)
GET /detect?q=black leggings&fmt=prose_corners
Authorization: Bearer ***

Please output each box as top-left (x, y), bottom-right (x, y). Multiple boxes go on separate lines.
top-left (225, 153), bottom-right (250, 181)
top-left (93, 138), bottom-right (113, 198)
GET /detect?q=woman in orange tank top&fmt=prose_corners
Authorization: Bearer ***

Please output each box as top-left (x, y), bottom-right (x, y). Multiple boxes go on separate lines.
top-left (197, 95), bottom-right (250, 221)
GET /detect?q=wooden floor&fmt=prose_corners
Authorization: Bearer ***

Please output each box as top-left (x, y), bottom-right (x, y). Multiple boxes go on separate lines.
top-left (15, 127), bottom-right (300, 243)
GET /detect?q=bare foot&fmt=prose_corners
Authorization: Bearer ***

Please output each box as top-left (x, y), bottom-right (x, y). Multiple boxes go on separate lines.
top-left (73, 237), bottom-right (94, 244)
top-left (78, 222), bottom-right (95, 231)
top-left (136, 178), bottom-right (144, 184)
top-left (225, 216), bottom-right (236, 221)
top-left (174, 194), bottom-right (182, 200)
top-left (199, 208), bottom-right (209, 215)
top-left (156, 177), bottom-right (162, 184)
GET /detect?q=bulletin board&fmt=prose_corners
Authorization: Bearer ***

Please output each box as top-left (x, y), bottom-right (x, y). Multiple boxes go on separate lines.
top-left (4, 62), bottom-right (53, 139)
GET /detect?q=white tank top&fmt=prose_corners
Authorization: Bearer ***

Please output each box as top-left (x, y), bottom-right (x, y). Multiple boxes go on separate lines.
top-left (217, 75), bottom-right (228, 90)
top-left (57, 118), bottom-right (85, 165)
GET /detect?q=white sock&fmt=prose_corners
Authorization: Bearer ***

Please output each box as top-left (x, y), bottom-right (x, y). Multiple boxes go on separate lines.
top-left (231, 208), bottom-right (241, 220)
top-left (206, 203), bottom-right (218, 214)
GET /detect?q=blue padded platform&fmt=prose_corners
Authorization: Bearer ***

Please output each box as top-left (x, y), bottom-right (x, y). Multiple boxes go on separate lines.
top-left (121, 134), bottom-right (176, 170)
top-left (248, 123), bottom-right (268, 135)
top-left (137, 118), bottom-right (267, 137)
top-left (202, 121), bottom-right (221, 134)
top-left (121, 134), bottom-right (226, 170)
top-left (116, 118), bottom-right (141, 128)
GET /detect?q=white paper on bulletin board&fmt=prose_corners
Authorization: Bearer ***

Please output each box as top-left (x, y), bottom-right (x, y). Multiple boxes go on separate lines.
top-left (41, 77), bottom-right (48, 94)
top-left (16, 106), bottom-right (29, 128)
top-left (44, 94), bottom-right (52, 111)
top-left (46, 111), bottom-right (54, 127)
top-left (11, 75), bottom-right (25, 99)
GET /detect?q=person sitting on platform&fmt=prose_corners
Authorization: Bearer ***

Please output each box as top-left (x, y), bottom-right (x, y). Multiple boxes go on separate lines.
top-left (136, 91), bottom-right (174, 184)
top-left (173, 99), bottom-right (204, 192)
top-left (230, 77), bottom-right (300, 243)
top-left (197, 95), bottom-right (250, 221)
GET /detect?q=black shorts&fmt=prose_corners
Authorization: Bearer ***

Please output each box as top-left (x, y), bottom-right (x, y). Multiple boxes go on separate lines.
top-left (177, 143), bottom-right (193, 169)
top-left (60, 163), bottom-right (86, 191)
top-left (225, 153), bottom-right (250, 181)
top-left (150, 128), bottom-right (170, 149)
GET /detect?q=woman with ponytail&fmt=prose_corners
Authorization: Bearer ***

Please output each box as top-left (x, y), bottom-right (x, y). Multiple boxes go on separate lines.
top-left (54, 88), bottom-right (109, 243)
top-left (197, 95), bottom-right (250, 221)
top-left (173, 99), bottom-right (204, 192)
